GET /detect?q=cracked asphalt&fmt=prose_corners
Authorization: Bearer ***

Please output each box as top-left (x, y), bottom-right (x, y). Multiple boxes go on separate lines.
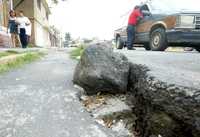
top-left (0, 49), bottom-right (117, 137)
top-left (118, 49), bottom-right (200, 90)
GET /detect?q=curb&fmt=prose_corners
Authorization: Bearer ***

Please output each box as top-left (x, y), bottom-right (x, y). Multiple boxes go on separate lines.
top-left (0, 54), bottom-right (27, 65)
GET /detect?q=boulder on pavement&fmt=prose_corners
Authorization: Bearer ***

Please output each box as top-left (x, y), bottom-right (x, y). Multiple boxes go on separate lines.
top-left (73, 43), bottom-right (129, 95)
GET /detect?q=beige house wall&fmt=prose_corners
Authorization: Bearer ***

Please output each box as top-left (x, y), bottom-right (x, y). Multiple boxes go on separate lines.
top-left (33, 0), bottom-right (50, 47)
top-left (0, 0), bottom-right (12, 47)
top-left (13, 0), bottom-right (34, 17)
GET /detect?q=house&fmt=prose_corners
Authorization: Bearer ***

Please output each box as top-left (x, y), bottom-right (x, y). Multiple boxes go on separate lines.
top-left (0, 0), bottom-right (55, 48)
top-left (13, 0), bottom-right (51, 47)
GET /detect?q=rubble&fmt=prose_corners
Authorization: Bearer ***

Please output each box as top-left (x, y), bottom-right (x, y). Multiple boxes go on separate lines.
top-left (80, 94), bottom-right (137, 137)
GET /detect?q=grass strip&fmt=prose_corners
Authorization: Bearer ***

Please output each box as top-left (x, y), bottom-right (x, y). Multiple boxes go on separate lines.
top-left (0, 50), bottom-right (19, 58)
top-left (0, 52), bottom-right (45, 74)
top-left (70, 47), bottom-right (85, 60)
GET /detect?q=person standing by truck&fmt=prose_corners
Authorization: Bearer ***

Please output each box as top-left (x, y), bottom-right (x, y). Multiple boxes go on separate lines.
top-left (127, 6), bottom-right (143, 50)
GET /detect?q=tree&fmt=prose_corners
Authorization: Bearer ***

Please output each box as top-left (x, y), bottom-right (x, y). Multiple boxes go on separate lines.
top-left (83, 38), bottom-right (93, 44)
top-left (63, 32), bottom-right (71, 47)
top-left (52, 0), bottom-right (67, 4)
top-left (65, 33), bottom-right (71, 42)
top-left (52, 0), bottom-right (58, 4)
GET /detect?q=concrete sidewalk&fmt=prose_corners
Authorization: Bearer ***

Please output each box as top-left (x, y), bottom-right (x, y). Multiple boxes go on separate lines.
top-left (0, 50), bottom-right (117, 137)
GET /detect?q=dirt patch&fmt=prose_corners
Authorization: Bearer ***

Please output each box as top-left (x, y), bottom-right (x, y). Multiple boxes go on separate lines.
top-left (79, 93), bottom-right (138, 137)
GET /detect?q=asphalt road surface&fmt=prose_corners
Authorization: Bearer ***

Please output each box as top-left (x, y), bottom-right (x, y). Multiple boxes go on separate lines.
top-left (118, 49), bottom-right (200, 90)
top-left (0, 49), bottom-right (117, 137)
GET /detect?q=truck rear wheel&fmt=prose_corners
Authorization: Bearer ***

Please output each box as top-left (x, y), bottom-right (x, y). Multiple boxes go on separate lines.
top-left (150, 28), bottom-right (168, 51)
top-left (116, 36), bottom-right (124, 49)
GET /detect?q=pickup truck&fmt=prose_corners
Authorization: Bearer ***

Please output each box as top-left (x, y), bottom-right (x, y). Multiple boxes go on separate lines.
top-left (114, 3), bottom-right (200, 52)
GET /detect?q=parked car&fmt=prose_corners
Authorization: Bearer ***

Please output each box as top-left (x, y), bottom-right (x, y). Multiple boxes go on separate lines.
top-left (114, 3), bottom-right (200, 52)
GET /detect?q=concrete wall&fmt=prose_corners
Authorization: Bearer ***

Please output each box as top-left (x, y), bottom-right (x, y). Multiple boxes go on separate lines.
top-left (13, 0), bottom-right (34, 17)
top-left (34, 20), bottom-right (50, 47)
top-left (0, 31), bottom-right (11, 47)
top-left (0, 0), bottom-right (12, 47)
top-left (33, 0), bottom-right (50, 47)
top-left (34, 0), bottom-right (49, 27)
top-left (0, 0), bottom-right (3, 26)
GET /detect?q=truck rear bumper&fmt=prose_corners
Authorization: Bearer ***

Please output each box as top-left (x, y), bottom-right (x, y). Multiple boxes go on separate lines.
top-left (166, 29), bottom-right (200, 45)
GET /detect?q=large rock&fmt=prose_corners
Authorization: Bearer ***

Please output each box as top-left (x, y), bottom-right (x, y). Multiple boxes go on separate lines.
top-left (129, 63), bottom-right (200, 137)
top-left (73, 43), bottom-right (129, 95)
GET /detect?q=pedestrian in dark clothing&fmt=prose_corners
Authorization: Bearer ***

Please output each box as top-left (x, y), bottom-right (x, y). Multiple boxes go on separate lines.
top-left (16, 10), bottom-right (31, 48)
top-left (19, 28), bottom-right (27, 48)
top-left (127, 6), bottom-right (143, 50)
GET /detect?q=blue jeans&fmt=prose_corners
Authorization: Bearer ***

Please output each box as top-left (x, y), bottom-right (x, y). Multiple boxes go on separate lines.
top-left (127, 25), bottom-right (136, 49)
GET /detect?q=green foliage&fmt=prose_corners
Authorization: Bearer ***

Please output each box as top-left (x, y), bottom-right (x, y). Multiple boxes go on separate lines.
top-left (70, 46), bottom-right (85, 60)
top-left (64, 32), bottom-right (71, 47)
top-left (6, 50), bottom-right (19, 54)
top-left (0, 52), bottom-right (45, 74)
top-left (83, 39), bottom-right (93, 44)
top-left (52, 0), bottom-right (58, 4)
top-left (52, 0), bottom-right (67, 4)
top-left (27, 44), bottom-right (35, 48)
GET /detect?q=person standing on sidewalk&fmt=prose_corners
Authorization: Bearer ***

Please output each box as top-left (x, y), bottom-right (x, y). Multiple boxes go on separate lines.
top-left (7, 10), bottom-right (21, 48)
top-left (127, 6), bottom-right (143, 50)
top-left (16, 10), bottom-right (31, 48)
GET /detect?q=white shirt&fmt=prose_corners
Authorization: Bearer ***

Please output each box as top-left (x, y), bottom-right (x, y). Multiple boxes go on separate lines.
top-left (16, 16), bottom-right (30, 29)
top-left (16, 16), bottom-right (31, 34)
top-left (9, 17), bottom-right (16, 21)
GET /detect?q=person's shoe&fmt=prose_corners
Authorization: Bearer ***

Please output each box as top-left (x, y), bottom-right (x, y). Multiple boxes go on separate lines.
top-left (127, 47), bottom-right (136, 50)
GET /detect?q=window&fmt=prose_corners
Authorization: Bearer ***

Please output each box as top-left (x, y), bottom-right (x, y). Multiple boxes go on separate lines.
top-left (37, 0), bottom-right (41, 10)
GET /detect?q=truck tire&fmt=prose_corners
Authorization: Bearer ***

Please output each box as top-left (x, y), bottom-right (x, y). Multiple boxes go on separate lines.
top-left (150, 28), bottom-right (168, 51)
top-left (116, 36), bottom-right (124, 49)
top-left (195, 47), bottom-right (200, 52)
top-left (144, 43), bottom-right (151, 51)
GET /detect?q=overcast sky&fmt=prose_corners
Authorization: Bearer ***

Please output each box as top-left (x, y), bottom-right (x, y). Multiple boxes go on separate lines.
top-left (49, 0), bottom-right (200, 40)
